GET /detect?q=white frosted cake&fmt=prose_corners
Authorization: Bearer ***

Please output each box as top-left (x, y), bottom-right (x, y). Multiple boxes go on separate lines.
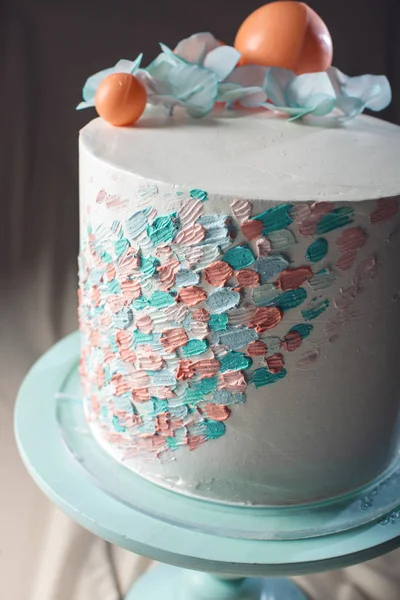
top-left (78, 108), bottom-right (400, 505)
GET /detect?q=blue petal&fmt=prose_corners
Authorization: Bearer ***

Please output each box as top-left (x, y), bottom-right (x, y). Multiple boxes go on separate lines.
top-left (203, 46), bottom-right (241, 81)
top-left (263, 67), bottom-right (296, 106)
top-left (285, 72), bottom-right (335, 108)
top-left (217, 83), bottom-right (266, 108)
top-left (114, 54), bottom-right (143, 74)
top-left (82, 66), bottom-right (115, 102)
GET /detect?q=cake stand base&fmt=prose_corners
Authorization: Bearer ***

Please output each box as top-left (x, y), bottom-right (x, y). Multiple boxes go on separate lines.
top-left (126, 564), bottom-right (307, 600)
top-left (14, 333), bottom-right (400, 600)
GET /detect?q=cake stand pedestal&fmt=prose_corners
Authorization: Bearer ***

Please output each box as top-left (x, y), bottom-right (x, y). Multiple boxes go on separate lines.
top-left (15, 334), bottom-right (400, 600)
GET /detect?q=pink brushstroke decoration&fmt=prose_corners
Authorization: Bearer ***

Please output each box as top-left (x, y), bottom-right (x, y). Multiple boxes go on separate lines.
top-left (256, 237), bottom-right (271, 258)
top-left (298, 202), bottom-right (335, 236)
top-left (157, 258), bottom-right (180, 290)
top-left (204, 404), bottom-right (230, 421)
top-left (336, 250), bottom-right (358, 271)
top-left (291, 203), bottom-right (310, 224)
top-left (121, 279), bottom-right (141, 301)
top-left (248, 307), bottom-right (282, 333)
top-left (204, 261), bottom-right (234, 286)
top-left (160, 328), bottom-right (189, 353)
top-left (119, 347), bottom-right (137, 364)
top-left (156, 243), bottom-right (173, 259)
top-left (135, 313), bottom-right (154, 333)
top-left (192, 308), bottom-right (210, 322)
top-left (184, 246), bottom-right (204, 267)
top-left (129, 370), bottom-right (151, 389)
top-left (241, 219), bottom-right (264, 240)
top-left (282, 330), bottom-right (303, 352)
top-left (112, 374), bottom-right (131, 396)
top-left (179, 198), bottom-right (204, 228)
top-left (246, 340), bottom-right (268, 356)
top-left (236, 269), bottom-right (260, 288)
top-left (218, 370), bottom-right (247, 392)
top-left (277, 266), bottom-right (312, 291)
top-left (354, 255), bottom-right (378, 289)
top-left (176, 359), bottom-right (196, 381)
top-left (370, 198), bottom-right (399, 225)
top-left (116, 329), bottom-right (133, 349)
top-left (336, 227), bottom-right (367, 252)
top-left (193, 358), bottom-right (220, 378)
top-left (96, 189), bottom-right (129, 210)
top-left (137, 348), bottom-right (165, 371)
top-left (132, 388), bottom-right (150, 403)
top-left (148, 386), bottom-right (176, 399)
top-left (177, 286), bottom-right (207, 306)
top-left (265, 353), bottom-right (285, 373)
top-left (175, 223), bottom-right (206, 246)
top-left (231, 199), bottom-right (252, 221)
top-left (191, 321), bottom-right (209, 339)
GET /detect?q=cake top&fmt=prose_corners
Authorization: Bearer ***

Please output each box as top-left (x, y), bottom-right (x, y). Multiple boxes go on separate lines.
top-left (77, 2), bottom-right (392, 129)
top-left (81, 109), bottom-right (400, 202)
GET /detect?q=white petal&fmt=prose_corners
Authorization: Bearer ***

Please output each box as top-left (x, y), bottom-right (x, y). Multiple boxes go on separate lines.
top-left (203, 46), bottom-right (241, 81)
top-left (174, 32), bottom-right (220, 64)
top-left (227, 65), bottom-right (268, 87)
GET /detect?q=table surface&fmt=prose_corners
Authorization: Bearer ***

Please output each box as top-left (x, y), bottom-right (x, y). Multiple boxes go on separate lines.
top-left (14, 332), bottom-right (400, 577)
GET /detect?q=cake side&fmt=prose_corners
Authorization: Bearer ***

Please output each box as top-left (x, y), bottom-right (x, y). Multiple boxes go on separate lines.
top-left (78, 114), bottom-right (400, 505)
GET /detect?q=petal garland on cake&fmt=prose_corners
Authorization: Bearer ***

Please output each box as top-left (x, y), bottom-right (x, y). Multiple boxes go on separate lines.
top-left (77, 31), bottom-right (392, 125)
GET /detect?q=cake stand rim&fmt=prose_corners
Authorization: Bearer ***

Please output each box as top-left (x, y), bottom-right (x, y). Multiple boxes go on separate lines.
top-left (14, 331), bottom-right (400, 576)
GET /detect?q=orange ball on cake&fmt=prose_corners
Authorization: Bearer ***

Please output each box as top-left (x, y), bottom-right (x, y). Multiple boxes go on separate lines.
top-left (234, 1), bottom-right (333, 74)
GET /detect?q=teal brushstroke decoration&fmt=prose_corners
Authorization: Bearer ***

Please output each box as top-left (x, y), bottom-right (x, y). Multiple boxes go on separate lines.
top-left (115, 238), bottom-right (130, 256)
top-left (213, 389), bottom-right (246, 405)
top-left (190, 188), bottom-right (208, 202)
top-left (133, 330), bottom-right (154, 346)
top-left (107, 279), bottom-right (121, 295)
top-left (249, 368), bottom-right (287, 388)
top-left (182, 339), bottom-right (209, 357)
top-left (301, 297), bottom-right (330, 321)
top-left (306, 238), bottom-right (328, 262)
top-left (207, 288), bottom-right (241, 314)
top-left (112, 415), bottom-right (126, 432)
top-left (275, 288), bottom-right (307, 310)
top-left (219, 328), bottom-right (258, 350)
top-left (132, 296), bottom-right (149, 310)
top-left (316, 207), bottom-right (354, 235)
top-left (222, 245), bottom-right (256, 269)
top-left (148, 291), bottom-right (175, 308)
top-left (125, 209), bottom-right (148, 239)
top-left (309, 268), bottom-right (337, 291)
top-left (147, 213), bottom-right (178, 246)
top-left (209, 313), bottom-right (229, 332)
top-left (252, 204), bottom-right (293, 235)
top-left (289, 324), bottom-right (314, 339)
top-left (268, 229), bottom-right (296, 251)
top-left (140, 256), bottom-right (160, 279)
top-left (252, 284), bottom-right (281, 307)
top-left (255, 256), bottom-right (289, 284)
top-left (219, 351), bottom-right (252, 373)
top-left (195, 377), bottom-right (218, 395)
top-left (205, 420), bottom-right (226, 439)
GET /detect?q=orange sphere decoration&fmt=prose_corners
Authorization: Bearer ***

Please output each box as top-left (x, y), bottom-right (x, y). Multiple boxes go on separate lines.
top-left (95, 73), bottom-right (147, 126)
top-left (234, 1), bottom-right (333, 74)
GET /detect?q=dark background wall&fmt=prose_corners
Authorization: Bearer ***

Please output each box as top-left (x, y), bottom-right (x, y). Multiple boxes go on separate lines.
top-left (1, 0), bottom-right (400, 330)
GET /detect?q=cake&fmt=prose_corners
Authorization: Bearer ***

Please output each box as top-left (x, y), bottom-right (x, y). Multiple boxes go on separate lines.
top-left (77, 5), bottom-right (400, 506)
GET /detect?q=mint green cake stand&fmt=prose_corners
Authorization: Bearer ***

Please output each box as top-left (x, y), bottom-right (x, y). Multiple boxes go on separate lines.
top-left (15, 333), bottom-right (400, 600)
